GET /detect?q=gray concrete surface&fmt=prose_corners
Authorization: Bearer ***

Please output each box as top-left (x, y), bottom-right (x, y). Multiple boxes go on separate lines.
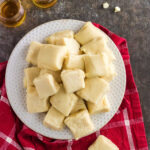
top-left (0, 0), bottom-right (149, 147)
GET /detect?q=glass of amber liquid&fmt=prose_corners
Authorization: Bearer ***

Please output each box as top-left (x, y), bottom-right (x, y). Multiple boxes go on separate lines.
top-left (32, 0), bottom-right (57, 9)
top-left (0, 0), bottom-right (26, 27)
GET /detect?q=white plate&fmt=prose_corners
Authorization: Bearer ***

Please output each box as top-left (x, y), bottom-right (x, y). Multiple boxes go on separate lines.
top-left (6, 19), bottom-right (126, 140)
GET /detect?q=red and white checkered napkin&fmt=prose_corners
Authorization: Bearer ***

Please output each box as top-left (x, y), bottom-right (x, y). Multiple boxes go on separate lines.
top-left (0, 23), bottom-right (148, 150)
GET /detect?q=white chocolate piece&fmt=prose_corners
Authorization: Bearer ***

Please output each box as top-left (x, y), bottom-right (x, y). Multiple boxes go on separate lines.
top-left (24, 67), bottom-right (40, 87)
top-left (26, 87), bottom-right (50, 113)
top-left (37, 44), bottom-right (67, 71)
top-left (33, 73), bottom-right (60, 99)
top-left (40, 69), bottom-right (61, 83)
top-left (71, 98), bottom-right (87, 114)
top-left (84, 54), bottom-right (109, 77)
top-left (114, 6), bottom-right (121, 13)
top-left (64, 55), bottom-right (84, 70)
top-left (46, 30), bottom-right (74, 43)
top-left (47, 37), bottom-right (80, 55)
top-left (61, 69), bottom-right (85, 93)
top-left (81, 38), bottom-right (116, 62)
top-left (77, 77), bottom-right (109, 104)
top-left (50, 85), bottom-right (78, 116)
top-left (64, 110), bottom-right (94, 140)
top-left (88, 135), bottom-right (119, 150)
top-left (87, 96), bottom-right (110, 114)
top-left (103, 2), bottom-right (109, 9)
top-left (43, 107), bottom-right (65, 130)
top-left (26, 41), bottom-right (43, 65)
top-left (102, 64), bottom-right (117, 82)
top-left (75, 22), bottom-right (107, 45)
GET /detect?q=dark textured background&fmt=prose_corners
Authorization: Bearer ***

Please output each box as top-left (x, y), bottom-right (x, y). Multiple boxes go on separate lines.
top-left (0, 0), bottom-right (149, 147)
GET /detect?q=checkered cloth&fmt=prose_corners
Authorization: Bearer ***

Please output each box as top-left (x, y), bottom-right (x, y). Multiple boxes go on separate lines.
top-left (0, 23), bottom-right (148, 150)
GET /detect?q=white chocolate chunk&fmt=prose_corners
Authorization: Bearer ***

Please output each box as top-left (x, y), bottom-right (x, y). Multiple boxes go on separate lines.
top-left (24, 67), bottom-right (40, 87)
top-left (33, 73), bottom-right (60, 99)
top-left (40, 69), bottom-right (61, 83)
top-left (88, 135), bottom-right (119, 150)
top-left (84, 54), bottom-right (109, 77)
top-left (87, 96), bottom-right (110, 114)
top-left (75, 22), bottom-right (107, 45)
top-left (81, 38), bottom-right (116, 62)
top-left (102, 64), bottom-right (117, 82)
top-left (103, 2), bottom-right (109, 9)
top-left (64, 110), bottom-right (94, 140)
top-left (26, 41), bottom-right (43, 65)
top-left (37, 44), bottom-right (67, 71)
top-left (43, 107), bottom-right (65, 130)
top-left (46, 30), bottom-right (74, 43)
top-left (26, 87), bottom-right (50, 113)
top-left (47, 37), bottom-right (80, 55)
top-left (71, 98), bottom-right (87, 114)
top-left (61, 69), bottom-right (85, 93)
top-left (64, 55), bottom-right (84, 70)
top-left (114, 6), bottom-right (121, 13)
top-left (50, 85), bottom-right (78, 116)
top-left (77, 77), bottom-right (109, 104)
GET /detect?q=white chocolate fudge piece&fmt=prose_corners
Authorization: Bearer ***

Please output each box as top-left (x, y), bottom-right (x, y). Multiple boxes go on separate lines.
top-left (61, 69), bottom-right (85, 93)
top-left (88, 135), bottom-right (119, 150)
top-left (87, 96), bottom-right (110, 114)
top-left (43, 107), bottom-right (65, 130)
top-left (64, 110), bottom-right (94, 139)
top-left (77, 77), bottom-right (109, 104)
top-left (46, 30), bottom-right (74, 43)
top-left (33, 73), bottom-right (60, 99)
top-left (40, 69), bottom-right (61, 83)
top-left (71, 98), bottom-right (87, 114)
top-left (26, 87), bottom-right (50, 113)
top-left (37, 44), bottom-right (67, 71)
top-left (75, 22), bottom-right (107, 45)
top-left (81, 38), bottom-right (116, 62)
top-left (47, 37), bottom-right (80, 55)
top-left (84, 54), bottom-right (109, 77)
top-left (24, 67), bottom-right (40, 87)
top-left (23, 77), bottom-right (27, 88)
top-left (50, 85), bottom-right (78, 116)
top-left (102, 64), bottom-right (117, 82)
top-left (26, 41), bottom-right (43, 65)
top-left (64, 55), bottom-right (84, 70)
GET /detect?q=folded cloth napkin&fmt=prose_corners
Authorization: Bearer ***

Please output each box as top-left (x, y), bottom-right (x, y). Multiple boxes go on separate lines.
top-left (0, 23), bottom-right (148, 150)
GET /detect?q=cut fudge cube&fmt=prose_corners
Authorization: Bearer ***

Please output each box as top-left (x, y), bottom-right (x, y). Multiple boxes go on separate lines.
top-left (81, 38), bottom-right (116, 62)
top-left (33, 73), bottom-right (60, 99)
top-left (26, 87), bottom-right (50, 113)
top-left (47, 37), bottom-right (80, 55)
top-left (24, 67), bottom-right (40, 87)
top-left (102, 64), bottom-right (117, 82)
top-left (26, 41), bottom-right (43, 65)
top-left (64, 55), bottom-right (84, 70)
top-left (37, 44), bottom-right (67, 71)
top-left (77, 77), bottom-right (109, 104)
top-left (40, 69), bottom-right (61, 83)
top-left (87, 96), bottom-right (110, 114)
top-left (61, 69), bottom-right (85, 93)
top-left (43, 107), bottom-right (65, 130)
top-left (84, 54), bottom-right (109, 77)
top-left (75, 22), bottom-right (107, 45)
top-left (88, 135), bottom-right (119, 150)
top-left (46, 30), bottom-right (74, 43)
top-left (50, 85), bottom-right (78, 116)
top-left (71, 98), bottom-right (87, 114)
top-left (64, 110), bottom-right (94, 139)
top-left (23, 77), bottom-right (27, 88)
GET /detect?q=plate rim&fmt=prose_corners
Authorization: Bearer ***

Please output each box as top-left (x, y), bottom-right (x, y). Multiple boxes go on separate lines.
top-left (5, 19), bottom-right (126, 139)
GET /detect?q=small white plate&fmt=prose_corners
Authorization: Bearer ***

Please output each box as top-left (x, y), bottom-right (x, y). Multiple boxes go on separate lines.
top-left (6, 19), bottom-right (126, 140)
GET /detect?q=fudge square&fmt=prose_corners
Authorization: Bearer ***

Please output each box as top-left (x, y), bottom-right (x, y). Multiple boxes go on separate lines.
top-left (64, 110), bottom-right (94, 140)
top-left (33, 73), bottom-right (60, 99)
